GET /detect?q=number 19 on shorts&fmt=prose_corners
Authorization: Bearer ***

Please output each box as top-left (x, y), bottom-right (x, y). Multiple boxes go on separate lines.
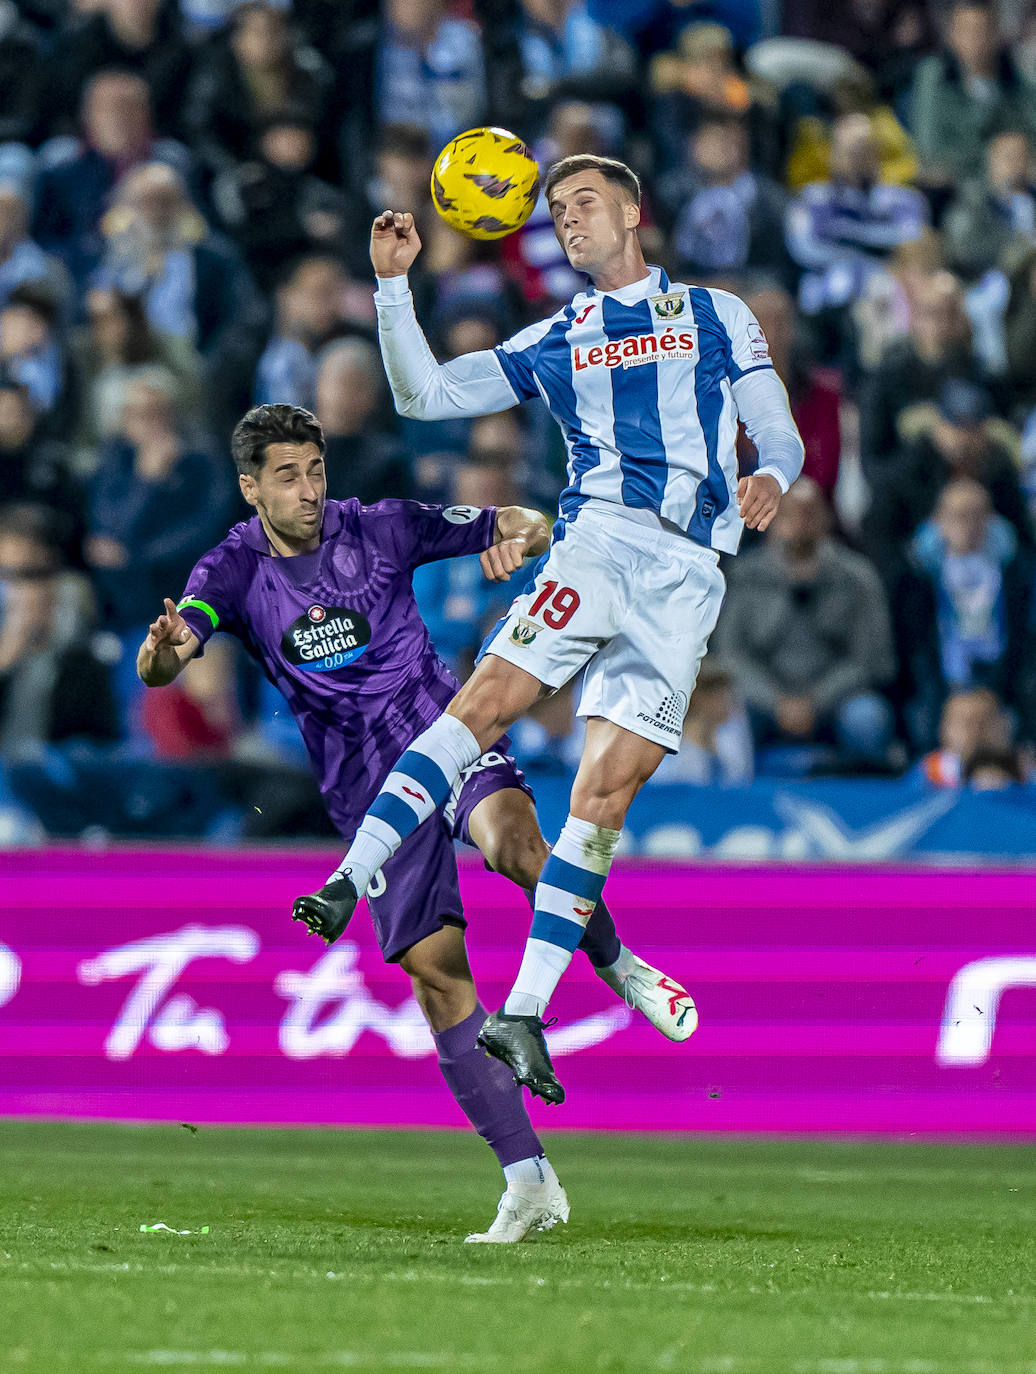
top-left (528, 580), bottom-right (580, 629)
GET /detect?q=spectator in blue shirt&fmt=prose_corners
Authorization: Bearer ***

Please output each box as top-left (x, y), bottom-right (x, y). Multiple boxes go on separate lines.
top-left (255, 253), bottom-right (372, 410)
top-left (33, 70), bottom-right (196, 289)
top-left (897, 477), bottom-right (1034, 743)
top-left (85, 369), bottom-right (233, 633)
top-left (0, 185), bottom-right (74, 324)
top-left (786, 112), bottom-right (927, 317)
top-left (376, 0), bottom-right (486, 150)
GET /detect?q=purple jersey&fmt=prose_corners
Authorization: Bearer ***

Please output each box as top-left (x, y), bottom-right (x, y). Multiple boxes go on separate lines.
top-left (177, 498), bottom-right (496, 834)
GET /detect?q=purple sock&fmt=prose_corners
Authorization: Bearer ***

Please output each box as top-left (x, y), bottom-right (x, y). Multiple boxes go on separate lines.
top-left (433, 1003), bottom-right (543, 1168)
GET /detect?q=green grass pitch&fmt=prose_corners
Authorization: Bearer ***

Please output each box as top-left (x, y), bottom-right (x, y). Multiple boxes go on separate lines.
top-left (2, 1122), bottom-right (1035, 1374)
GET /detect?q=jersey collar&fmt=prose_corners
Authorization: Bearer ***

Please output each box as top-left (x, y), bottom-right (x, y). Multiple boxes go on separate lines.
top-left (240, 500), bottom-right (345, 554)
top-left (584, 264), bottom-right (669, 305)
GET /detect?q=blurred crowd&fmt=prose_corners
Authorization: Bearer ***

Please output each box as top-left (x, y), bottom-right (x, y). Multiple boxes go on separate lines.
top-left (1, 0), bottom-right (1035, 841)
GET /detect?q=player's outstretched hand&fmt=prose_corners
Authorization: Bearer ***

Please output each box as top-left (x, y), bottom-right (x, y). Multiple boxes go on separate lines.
top-left (146, 597), bottom-right (191, 652)
top-left (737, 473), bottom-right (782, 531)
top-left (370, 210), bottom-right (422, 278)
top-left (481, 538), bottom-right (528, 583)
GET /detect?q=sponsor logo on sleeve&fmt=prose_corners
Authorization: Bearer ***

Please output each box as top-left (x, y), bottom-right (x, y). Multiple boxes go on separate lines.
top-left (747, 323), bottom-right (770, 360)
top-left (442, 505), bottom-right (480, 524)
top-left (281, 604), bottom-right (371, 671)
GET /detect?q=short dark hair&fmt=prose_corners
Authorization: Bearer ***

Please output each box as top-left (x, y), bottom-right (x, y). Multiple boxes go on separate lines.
top-left (0, 500), bottom-right (63, 552)
top-left (378, 121), bottom-right (431, 161)
top-left (949, 0), bottom-right (994, 14)
top-left (5, 282), bottom-right (59, 330)
top-left (231, 404), bottom-right (325, 477)
top-left (544, 154), bottom-right (641, 208)
top-left (963, 746), bottom-right (1024, 785)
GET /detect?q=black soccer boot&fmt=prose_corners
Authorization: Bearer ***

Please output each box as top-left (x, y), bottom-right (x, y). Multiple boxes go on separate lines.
top-left (291, 874), bottom-right (359, 945)
top-left (478, 1010), bottom-right (566, 1105)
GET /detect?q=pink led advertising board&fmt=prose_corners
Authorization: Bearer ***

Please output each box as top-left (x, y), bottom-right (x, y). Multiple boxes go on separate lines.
top-left (1, 848), bottom-right (1033, 1133)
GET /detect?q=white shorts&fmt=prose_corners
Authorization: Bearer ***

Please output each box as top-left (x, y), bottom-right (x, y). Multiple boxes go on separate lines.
top-left (486, 505), bottom-right (726, 752)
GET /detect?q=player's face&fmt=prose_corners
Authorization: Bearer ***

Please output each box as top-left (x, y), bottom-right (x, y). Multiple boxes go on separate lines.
top-left (548, 170), bottom-right (640, 275)
top-left (243, 441), bottom-right (326, 550)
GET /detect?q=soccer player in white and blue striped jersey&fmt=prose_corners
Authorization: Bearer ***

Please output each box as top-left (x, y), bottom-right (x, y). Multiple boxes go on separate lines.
top-left (294, 154), bottom-right (805, 1103)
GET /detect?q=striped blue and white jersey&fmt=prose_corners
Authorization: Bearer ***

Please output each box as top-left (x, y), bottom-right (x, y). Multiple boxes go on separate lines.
top-left (374, 266), bottom-right (803, 555)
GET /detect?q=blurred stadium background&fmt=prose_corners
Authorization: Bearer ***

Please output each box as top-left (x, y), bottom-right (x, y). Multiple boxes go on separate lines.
top-left (1, 0), bottom-right (1035, 1370)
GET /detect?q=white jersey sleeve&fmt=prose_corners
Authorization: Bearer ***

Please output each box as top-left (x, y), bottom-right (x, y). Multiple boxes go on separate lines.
top-left (374, 274), bottom-right (520, 419)
top-left (710, 288), bottom-right (778, 383)
top-left (710, 289), bottom-right (804, 493)
top-left (732, 370), bottom-right (805, 493)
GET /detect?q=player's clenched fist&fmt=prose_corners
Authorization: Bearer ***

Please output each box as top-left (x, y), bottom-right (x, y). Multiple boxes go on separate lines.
top-left (370, 209), bottom-right (422, 279)
top-left (146, 597), bottom-right (191, 652)
top-left (480, 538), bottom-right (528, 583)
top-left (737, 473), bottom-right (782, 532)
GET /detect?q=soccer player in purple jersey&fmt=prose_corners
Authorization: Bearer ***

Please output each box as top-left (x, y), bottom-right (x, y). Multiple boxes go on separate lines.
top-left (136, 402), bottom-right (694, 1242)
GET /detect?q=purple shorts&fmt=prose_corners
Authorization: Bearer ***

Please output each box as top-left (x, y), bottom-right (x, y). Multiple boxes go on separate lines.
top-left (360, 739), bottom-right (532, 963)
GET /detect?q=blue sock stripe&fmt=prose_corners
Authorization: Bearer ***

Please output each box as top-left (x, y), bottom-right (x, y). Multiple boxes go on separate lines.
top-left (530, 911), bottom-right (587, 952)
top-left (395, 749), bottom-right (452, 803)
top-left (368, 791), bottom-right (423, 841)
top-left (541, 853), bottom-right (607, 904)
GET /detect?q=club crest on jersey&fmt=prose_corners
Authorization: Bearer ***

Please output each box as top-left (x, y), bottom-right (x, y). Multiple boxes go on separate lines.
top-left (572, 328), bottom-right (697, 372)
top-left (509, 617), bottom-right (539, 647)
top-left (650, 291), bottom-right (686, 319)
top-left (282, 604), bottom-right (371, 671)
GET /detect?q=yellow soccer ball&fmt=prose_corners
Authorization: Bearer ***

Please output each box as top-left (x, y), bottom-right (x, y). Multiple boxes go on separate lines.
top-left (430, 127), bottom-right (540, 240)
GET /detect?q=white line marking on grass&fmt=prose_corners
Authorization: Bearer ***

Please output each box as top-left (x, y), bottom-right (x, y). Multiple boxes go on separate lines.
top-left (12, 1259), bottom-right (1036, 1316)
top-left (6, 1352), bottom-right (1035, 1374)
top-left (121, 1352), bottom-right (490, 1368)
top-left (691, 1360), bottom-right (1036, 1374)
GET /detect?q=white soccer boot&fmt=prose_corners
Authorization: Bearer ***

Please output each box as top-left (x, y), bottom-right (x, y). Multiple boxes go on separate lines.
top-left (597, 954), bottom-right (698, 1042)
top-left (464, 1178), bottom-right (571, 1244)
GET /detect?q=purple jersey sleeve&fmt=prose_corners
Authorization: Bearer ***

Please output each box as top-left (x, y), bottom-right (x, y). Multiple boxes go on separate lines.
top-left (176, 543), bottom-right (245, 654)
top-left (359, 499), bottom-right (497, 572)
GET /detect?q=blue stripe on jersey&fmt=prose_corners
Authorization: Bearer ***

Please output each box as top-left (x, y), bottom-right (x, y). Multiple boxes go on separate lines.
top-left (548, 304), bottom-right (603, 524)
top-left (601, 294), bottom-right (668, 512)
top-left (686, 287), bottom-right (731, 544)
top-left (732, 361), bottom-right (776, 381)
top-left (494, 341), bottom-right (539, 401)
top-left (557, 490), bottom-right (588, 527)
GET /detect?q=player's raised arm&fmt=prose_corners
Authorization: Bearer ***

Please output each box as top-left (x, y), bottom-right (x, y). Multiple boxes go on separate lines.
top-left (137, 597), bottom-right (199, 686)
top-left (481, 505), bottom-right (550, 582)
top-left (371, 209), bottom-right (521, 423)
top-left (370, 209), bottom-right (423, 278)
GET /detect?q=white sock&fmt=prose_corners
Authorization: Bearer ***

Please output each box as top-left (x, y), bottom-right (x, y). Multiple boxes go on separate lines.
top-left (328, 844), bottom-right (388, 897)
top-left (504, 939), bottom-right (573, 1017)
top-left (503, 1155), bottom-right (559, 1190)
top-left (329, 714), bottom-right (481, 894)
top-left (504, 814), bottom-right (621, 1017)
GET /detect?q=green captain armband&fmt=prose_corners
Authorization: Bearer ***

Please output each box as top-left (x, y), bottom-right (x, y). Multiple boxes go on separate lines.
top-left (177, 598), bottom-right (219, 631)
